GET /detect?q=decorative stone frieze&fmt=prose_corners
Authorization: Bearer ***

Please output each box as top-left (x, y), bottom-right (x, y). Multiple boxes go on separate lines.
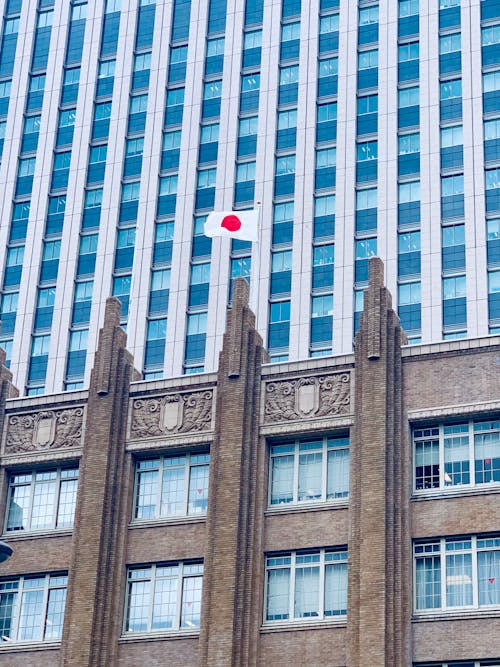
top-left (263, 372), bottom-right (351, 423)
top-left (129, 389), bottom-right (214, 439)
top-left (5, 407), bottom-right (85, 454)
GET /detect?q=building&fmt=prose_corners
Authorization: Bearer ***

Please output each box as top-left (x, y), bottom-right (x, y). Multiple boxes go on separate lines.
top-left (0, 0), bottom-right (497, 395)
top-left (0, 260), bottom-right (498, 666)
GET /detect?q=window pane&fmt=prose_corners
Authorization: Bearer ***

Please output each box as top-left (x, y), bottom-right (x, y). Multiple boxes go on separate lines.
top-left (294, 565), bottom-right (319, 618)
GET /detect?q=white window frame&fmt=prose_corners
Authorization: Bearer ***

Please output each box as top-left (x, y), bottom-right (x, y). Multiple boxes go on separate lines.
top-left (0, 573), bottom-right (68, 644)
top-left (413, 418), bottom-right (500, 493)
top-left (268, 435), bottom-right (349, 508)
top-left (264, 548), bottom-right (348, 624)
top-left (5, 467), bottom-right (79, 533)
top-left (414, 536), bottom-right (500, 614)
top-left (133, 452), bottom-right (210, 522)
top-left (124, 562), bottom-right (203, 635)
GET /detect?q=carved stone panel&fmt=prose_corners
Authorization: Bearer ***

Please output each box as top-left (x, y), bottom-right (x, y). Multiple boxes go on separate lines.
top-left (130, 390), bottom-right (214, 439)
top-left (5, 407), bottom-right (85, 454)
top-left (264, 373), bottom-right (351, 423)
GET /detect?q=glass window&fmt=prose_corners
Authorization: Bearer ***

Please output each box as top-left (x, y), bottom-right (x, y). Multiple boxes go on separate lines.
top-left (134, 453), bottom-right (210, 520)
top-left (358, 49), bottom-right (378, 70)
top-left (359, 6), bottom-right (379, 24)
top-left (414, 418), bottom-right (500, 491)
top-left (6, 467), bottom-right (79, 532)
top-left (0, 574), bottom-right (68, 642)
top-left (415, 536), bottom-right (500, 611)
top-left (269, 435), bottom-right (349, 505)
top-left (440, 33), bottom-right (461, 54)
top-left (125, 562), bottom-right (203, 633)
top-left (265, 548), bottom-right (348, 621)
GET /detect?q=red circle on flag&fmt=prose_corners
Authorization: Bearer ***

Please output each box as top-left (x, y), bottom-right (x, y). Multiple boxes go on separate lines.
top-left (221, 214), bottom-right (242, 232)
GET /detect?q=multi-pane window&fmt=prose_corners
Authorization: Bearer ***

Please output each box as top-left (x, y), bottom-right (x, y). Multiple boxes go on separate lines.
top-left (269, 435), bottom-right (349, 506)
top-left (265, 548), bottom-right (348, 622)
top-left (134, 453), bottom-right (210, 520)
top-left (414, 536), bottom-right (500, 612)
top-left (414, 419), bottom-right (500, 491)
top-left (5, 467), bottom-right (79, 532)
top-left (0, 574), bottom-right (68, 642)
top-left (125, 562), bottom-right (203, 633)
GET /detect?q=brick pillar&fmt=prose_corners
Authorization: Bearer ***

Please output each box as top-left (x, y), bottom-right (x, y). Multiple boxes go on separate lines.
top-left (60, 299), bottom-right (135, 667)
top-left (347, 258), bottom-right (411, 666)
top-left (199, 278), bottom-right (268, 667)
top-left (0, 349), bottom-right (18, 528)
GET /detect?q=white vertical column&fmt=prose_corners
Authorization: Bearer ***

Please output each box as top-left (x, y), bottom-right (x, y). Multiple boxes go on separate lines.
top-left (251, 0), bottom-right (281, 349)
top-left (378, 0), bottom-right (399, 299)
top-left (289, 0), bottom-right (319, 361)
top-left (48, 0), bottom-right (104, 391)
top-left (86, 0), bottom-right (138, 383)
top-left (204, 0), bottom-right (245, 372)
top-left (163, 0), bottom-right (208, 377)
top-left (334, 0), bottom-right (357, 354)
top-left (127, 1), bottom-right (171, 368)
top-left (11, 0), bottom-right (69, 391)
top-left (464, 0), bottom-right (488, 336)
top-left (0, 0), bottom-right (38, 387)
top-left (421, 0), bottom-right (442, 343)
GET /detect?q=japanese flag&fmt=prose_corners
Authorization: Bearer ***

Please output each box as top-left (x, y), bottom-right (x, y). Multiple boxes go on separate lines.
top-left (204, 210), bottom-right (259, 242)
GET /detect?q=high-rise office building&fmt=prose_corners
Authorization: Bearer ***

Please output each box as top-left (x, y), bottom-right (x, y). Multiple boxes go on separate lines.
top-left (0, 0), bottom-right (498, 397)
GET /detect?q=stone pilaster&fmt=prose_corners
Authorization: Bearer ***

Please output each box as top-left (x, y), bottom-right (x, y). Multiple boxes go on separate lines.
top-left (60, 299), bottom-right (135, 667)
top-left (198, 278), bottom-right (268, 667)
top-left (347, 258), bottom-right (411, 666)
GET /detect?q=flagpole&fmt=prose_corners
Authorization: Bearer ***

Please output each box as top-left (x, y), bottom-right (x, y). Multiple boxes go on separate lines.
top-left (249, 202), bottom-right (261, 317)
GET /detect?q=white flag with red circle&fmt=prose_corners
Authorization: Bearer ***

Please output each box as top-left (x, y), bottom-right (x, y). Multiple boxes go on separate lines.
top-left (204, 210), bottom-right (259, 242)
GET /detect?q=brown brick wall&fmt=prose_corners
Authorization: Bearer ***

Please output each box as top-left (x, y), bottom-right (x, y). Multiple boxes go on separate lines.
top-left (403, 346), bottom-right (500, 411)
top-left (413, 618), bottom-right (500, 662)
top-left (0, 534), bottom-right (72, 577)
top-left (412, 494), bottom-right (500, 538)
top-left (117, 638), bottom-right (199, 666)
top-left (264, 507), bottom-right (348, 552)
top-left (259, 627), bottom-right (347, 666)
top-left (0, 648), bottom-right (61, 666)
top-left (126, 522), bottom-right (206, 564)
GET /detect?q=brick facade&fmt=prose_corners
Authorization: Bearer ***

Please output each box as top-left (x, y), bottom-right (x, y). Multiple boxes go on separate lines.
top-left (0, 262), bottom-right (499, 666)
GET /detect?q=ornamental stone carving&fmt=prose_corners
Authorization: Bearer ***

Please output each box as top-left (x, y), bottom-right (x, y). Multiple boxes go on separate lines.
top-left (5, 407), bottom-right (85, 454)
top-left (264, 373), bottom-right (351, 423)
top-left (130, 390), bottom-right (214, 439)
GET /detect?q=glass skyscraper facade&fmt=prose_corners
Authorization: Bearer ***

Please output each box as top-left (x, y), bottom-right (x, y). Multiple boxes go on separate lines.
top-left (0, 0), bottom-right (498, 394)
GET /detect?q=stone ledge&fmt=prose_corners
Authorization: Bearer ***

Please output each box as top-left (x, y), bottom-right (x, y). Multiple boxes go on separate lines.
top-left (0, 641), bottom-right (60, 653)
top-left (265, 501), bottom-right (349, 516)
top-left (402, 335), bottom-right (500, 359)
top-left (5, 390), bottom-right (88, 410)
top-left (413, 610), bottom-right (500, 622)
top-left (260, 619), bottom-right (347, 634)
top-left (129, 373), bottom-right (217, 396)
top-left (260, 417), bottom-right (353, 437)
top-left (118, 630), bottom-right (199, 644)
top-left (412, 485), bottom-right (500, 502)
top-left (128, 516), bottom-right (206, 530)
top-left (0, 528), bottom-right (73, 541)
top-left (408, 399), bottom-right (500, 422)
top-left (261, 355), bottom-right (355, 378)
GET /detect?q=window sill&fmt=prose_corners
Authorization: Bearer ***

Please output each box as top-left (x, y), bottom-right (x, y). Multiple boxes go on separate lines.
top-left (119, 629), bottom-right (199, 644)
top-left (413, 609), bottom-right (500, 622)
top-left (129, 515), bottom-right (206, 530)
top-left (412, 484), bottom-right (500, 502)
top-left (0, 640), bottom-right (60, 653)
top-left (261, 618), bottom-right (346, 633)
top-left (1, 528), bottom-right (73, 541)
top-left (265, 500), bottom-right (348, 516)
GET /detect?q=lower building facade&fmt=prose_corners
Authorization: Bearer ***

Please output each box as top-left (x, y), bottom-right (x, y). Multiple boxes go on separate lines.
top-left (0, 258), bottom-right (499, 666)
